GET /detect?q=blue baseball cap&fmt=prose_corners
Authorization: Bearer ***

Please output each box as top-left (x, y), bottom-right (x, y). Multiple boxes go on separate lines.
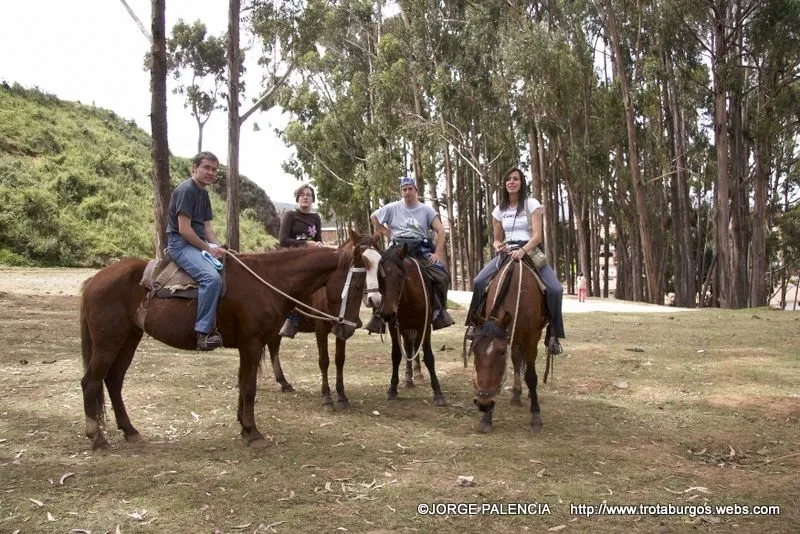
top-left (399, 176), bottom-right (417, 190)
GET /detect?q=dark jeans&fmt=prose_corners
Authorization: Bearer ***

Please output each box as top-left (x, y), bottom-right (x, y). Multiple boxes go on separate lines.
top-left (466, 255), bottom-right (565, 339)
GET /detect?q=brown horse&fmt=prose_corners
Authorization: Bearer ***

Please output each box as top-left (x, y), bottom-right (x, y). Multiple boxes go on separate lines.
top-left (265, 235), bottom-right (383, 409)
top-left (79, 232), bottom-right (367, 449)
top-left (377, 245), bottom-right (447, 406)
top-left (469, 257), bottom-right (548, 433)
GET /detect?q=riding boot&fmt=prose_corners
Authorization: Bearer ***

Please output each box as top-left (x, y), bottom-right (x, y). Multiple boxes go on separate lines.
top-left (197, 330), bottom-right (222, 351)
top-left (431, 294), bottom-right (455, 330)
top-left (364, 311), bottom-right (386, 334)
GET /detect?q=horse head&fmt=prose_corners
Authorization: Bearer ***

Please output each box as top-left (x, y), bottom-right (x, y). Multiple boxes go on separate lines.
top-left (360, 236), bottom-right (383, 310)
top-left (471, 312), bottom-right (512, 411)
top-left (376, 243), bottom-right (408, 324)
top-left (328, 230), bottom-right (367, 340)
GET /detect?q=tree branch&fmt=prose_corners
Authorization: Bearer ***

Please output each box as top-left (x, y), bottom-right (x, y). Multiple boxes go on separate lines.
top-left (239, 62), bottom-right (296, 125)
top-left (118, 0), bottom-right (153, 45)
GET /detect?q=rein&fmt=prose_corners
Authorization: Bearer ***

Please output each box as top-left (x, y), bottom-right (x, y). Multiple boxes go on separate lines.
top-left (223, 250), bottom-right (365, 328)
top-left (390, 257), bottom-right (430, 362)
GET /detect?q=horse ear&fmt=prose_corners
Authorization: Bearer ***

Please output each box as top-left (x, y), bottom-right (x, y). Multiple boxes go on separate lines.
top-left (348, 228), bottom-right (359, 244)
top-left (499, 312), bottom-right (513, 329)
top-left (398, 243), bottom-right (408, 259)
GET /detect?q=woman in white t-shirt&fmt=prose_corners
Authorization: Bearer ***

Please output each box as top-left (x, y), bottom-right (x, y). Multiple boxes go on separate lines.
top-left (465, 167), bottom-right (565, 354)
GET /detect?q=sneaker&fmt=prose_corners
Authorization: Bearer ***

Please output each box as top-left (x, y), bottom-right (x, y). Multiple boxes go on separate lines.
top-left (196, 331), bottom-right (222, 351)
top-left (364, 313), bottom-right (386, 334)
top-left (279, 318), bottom-right (298, 338)
top-left (432, 309), bottom-right (455, 330)
top-left (465, 326), bottom-right (477, 340)
top-left (547, 337), bottom-right (562, 355)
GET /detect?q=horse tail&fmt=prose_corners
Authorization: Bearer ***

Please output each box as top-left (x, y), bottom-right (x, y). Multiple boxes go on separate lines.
top-left (80, 283), bottom-right (106, 424)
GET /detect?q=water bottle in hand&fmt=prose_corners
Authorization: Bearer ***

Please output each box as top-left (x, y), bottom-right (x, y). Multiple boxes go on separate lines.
top-left (202, 250), bottom-right (224, 271)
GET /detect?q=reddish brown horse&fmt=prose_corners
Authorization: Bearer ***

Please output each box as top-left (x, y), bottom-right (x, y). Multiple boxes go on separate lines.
top-left (469, 257), bottom-right (548, 433)
top-left (265, 235), bottom-right (383, 409)
top-left (377, 245), bottom-right (447, 406)
top-left (79, 232), bottom-right (367, 449)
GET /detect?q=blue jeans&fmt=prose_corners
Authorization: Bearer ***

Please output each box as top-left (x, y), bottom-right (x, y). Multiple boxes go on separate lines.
top-left (167, 234), bottom-right (222, 334)
top-left (467, 255), bottom-right (565, 339)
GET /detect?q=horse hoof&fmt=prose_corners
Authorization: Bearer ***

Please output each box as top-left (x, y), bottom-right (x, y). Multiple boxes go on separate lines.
top-left (249, 438), bottom-right (273, 449)
top-left (531, 424), bottom-right (543, 434)
top-left (414, 373), bottom-right (424, 383)
top-left (124, 432), bottom-right (143, 444)
top-left (477, 422), bottom-right (492, 434)
top-left (510, 397), bottom-right (523, 407)
top-left (434, 395), bottom-right (447, 407)
top-left (281, 383), bottom-right (295, 393)
top-left (323, 402), bottom-right (335, 411)
top-left (337, 400), bottom-right (350, 410)
top-left (387, 390), bottom-right (398, 401)
top-left (91, 437), bottom-right (109, 450)
top-left (404, 380), bottom-right (415, 389)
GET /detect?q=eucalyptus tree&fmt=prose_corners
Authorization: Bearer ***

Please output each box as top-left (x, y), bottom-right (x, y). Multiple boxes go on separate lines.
top-left (166, 20), bottom-right (227, 152)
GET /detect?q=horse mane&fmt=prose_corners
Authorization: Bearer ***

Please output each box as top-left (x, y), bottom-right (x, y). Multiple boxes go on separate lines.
top-left (235, 247), bottom-right (354, 271)
top-left (487, 259), bottom-right (516, 320)
top-left (474, 318), bottom-right (508, 341)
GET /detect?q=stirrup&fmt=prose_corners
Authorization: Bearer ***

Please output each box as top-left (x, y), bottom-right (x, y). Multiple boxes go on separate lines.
top-left (196, 331), bottom-right (222, 351)
top-left (432, 309), bottom-right (455, 330)
top-left (364, 313), bottom-right (386, 334)
top-left (279, 318), bottom-right (298, 338)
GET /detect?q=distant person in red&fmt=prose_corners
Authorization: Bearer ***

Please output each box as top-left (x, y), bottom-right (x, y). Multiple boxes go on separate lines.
top-left (577, 272), bottom-right (588, 302)
top-left (278, 183), bottom-right (323, 338)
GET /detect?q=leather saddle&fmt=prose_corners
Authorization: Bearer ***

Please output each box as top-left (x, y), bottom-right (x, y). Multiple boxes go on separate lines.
top-left (134, 252), bottom-right (227, 330)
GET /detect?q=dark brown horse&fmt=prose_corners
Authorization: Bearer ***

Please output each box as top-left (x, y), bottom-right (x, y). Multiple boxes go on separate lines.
top-left (79, 232), bottom-right (367, 449)
top-left (377, 245), bottom-right (447, 406)
top-left (265, 235), bottom-right (383, 409)
top-left (469, 257), bottom-right (548, 433)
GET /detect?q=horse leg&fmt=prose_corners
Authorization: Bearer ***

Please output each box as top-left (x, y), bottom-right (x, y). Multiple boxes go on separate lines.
top-left (421, 338), bottom-right (447, 407)
top-left (404, 358), bottom-right (415, 389)
top-left (413, 355), bottom-right (424, 383)
top-left (267, 333), bottom-right (294, 392)
top-left (81, 314), bottom-right (132, 450)
top-left (237, 341), bottom-right (270, 447)
top-left (403, 333), bottom-right (415, 388)
top-left (387, 329), bottom-right (402, 400)
top-left (316, 328), bottom-right (334, 409)
top-left (525, 359), bottom-right (542, 433)
top-left (477, 407), bottom-right (494, 433)
top-left (334, 337), bottom-right (349, 409)
top-left (104, 329), bottom-right (144, 443)
top-left (510, 345), bottom-right (523, 407)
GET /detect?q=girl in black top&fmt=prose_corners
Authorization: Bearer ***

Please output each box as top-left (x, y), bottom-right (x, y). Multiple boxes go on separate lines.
top-left (279, 184), bottom-right (323, 337)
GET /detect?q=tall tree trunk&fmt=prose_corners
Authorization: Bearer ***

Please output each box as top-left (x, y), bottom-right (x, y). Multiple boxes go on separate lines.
top-left (603, 2), bottom-right (659, 303)
top-left (150, 0), bottom-right (170, 261)
top-left (711, 0), bottom-right (732, 308)
top-left (226, 0), bottom-right (241, 251)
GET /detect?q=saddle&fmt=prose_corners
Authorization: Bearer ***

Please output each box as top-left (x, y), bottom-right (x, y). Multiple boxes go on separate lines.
top-left (134, 252), bottom-right (228, 330)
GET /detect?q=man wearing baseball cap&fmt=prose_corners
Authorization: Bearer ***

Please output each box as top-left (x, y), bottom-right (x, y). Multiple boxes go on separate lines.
top-left (367, 176), bottom-right (454, 331)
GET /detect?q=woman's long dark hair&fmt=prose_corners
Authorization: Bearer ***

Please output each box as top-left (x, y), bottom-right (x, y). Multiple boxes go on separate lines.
top-left (499, 166), bottom-right (529, 214)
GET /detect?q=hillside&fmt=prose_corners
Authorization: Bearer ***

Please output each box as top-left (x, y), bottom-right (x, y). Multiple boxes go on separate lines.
top-left (0, 82), bottom-right (279, 267)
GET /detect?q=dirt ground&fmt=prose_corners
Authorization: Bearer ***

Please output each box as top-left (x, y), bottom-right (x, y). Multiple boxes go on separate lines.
top-left (0, 267), bottom-right (97, 296)
top-left (1, 266), bottom-right (797, 533)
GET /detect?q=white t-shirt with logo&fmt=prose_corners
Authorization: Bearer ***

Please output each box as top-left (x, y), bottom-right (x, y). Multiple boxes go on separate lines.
top-left (491, 198), bottom-right (542, 242)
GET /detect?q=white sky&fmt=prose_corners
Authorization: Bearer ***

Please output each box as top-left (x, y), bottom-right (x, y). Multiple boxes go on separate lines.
top-left (1, 0), bottom-right (302, 204)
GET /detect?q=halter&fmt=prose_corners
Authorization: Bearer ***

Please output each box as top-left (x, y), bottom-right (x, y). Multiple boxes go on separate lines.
top-left (223, 249), bottom-right (365, 328)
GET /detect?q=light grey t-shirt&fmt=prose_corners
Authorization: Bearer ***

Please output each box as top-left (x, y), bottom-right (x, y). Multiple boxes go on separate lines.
top-left (372, 201), bottom-right (438, 241)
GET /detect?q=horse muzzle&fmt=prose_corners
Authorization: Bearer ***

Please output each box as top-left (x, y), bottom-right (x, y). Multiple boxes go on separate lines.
top-left (332, 319), bottom-right (361, 340)
top-left (473, 393), bottom-right (496, 412)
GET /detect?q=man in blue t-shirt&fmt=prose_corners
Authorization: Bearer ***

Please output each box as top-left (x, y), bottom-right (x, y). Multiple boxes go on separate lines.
top-left (166, 151), bottom-right (227, 351)
top-left (369, 176), bottom-right (454, 331)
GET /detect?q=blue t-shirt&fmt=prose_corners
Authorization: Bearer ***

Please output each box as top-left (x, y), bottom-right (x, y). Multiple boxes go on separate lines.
top-left (166, 178), bottom-right (213, 241)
